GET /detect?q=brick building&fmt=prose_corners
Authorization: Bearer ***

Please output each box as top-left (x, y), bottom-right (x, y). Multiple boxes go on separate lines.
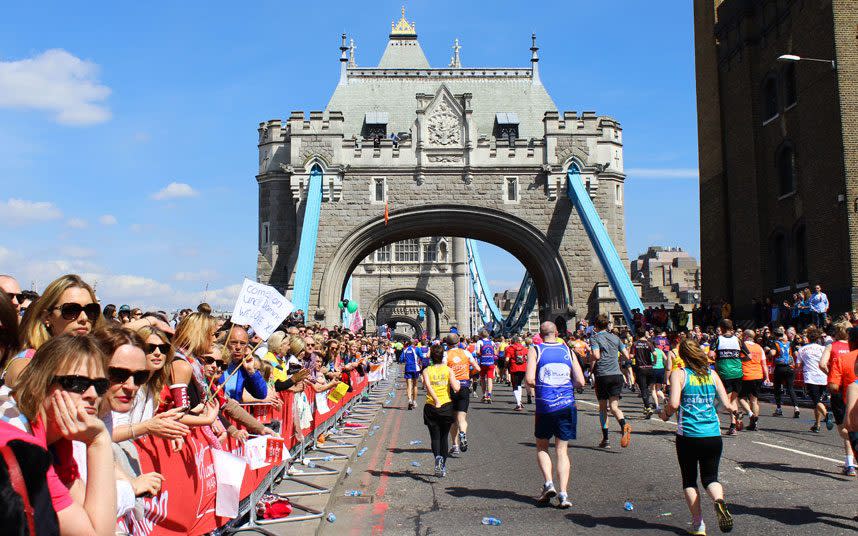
top-left (693, 0), bottom-right (858, 320)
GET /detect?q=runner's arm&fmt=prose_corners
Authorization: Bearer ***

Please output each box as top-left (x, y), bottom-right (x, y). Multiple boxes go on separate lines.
top-left (712, 372), bottom-right (738, 413)
top-left (422, 368), bottom-right (440, 407)
top-left (570, 352), bottom-right (585, 388)
top-left (819, 344), bottom-right (832, 373)
top-left (846, 381), bottom-right (858, 432)
top-left (448, 372), bottom-right (461, 394)
top-left (469, 356), bottom-right (481, 373)
top-left (661, 368), bottom-right (684, 420)
top-left (525, 346), bottom-right (538, 388)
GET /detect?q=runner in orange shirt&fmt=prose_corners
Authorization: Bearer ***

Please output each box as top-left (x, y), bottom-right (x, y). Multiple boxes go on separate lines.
top-left (738, 329), bottom-right (768, 431)
top-left (444, 333), bottom-right (480, 455)
top-left (824, 324), bottom-right (858, 476)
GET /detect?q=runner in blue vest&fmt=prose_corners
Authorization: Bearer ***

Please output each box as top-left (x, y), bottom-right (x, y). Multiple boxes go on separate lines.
top-left (402, 340), bottom-right (421, 410)
top-left (475, 330), bottom-right (498, 403)
top-left (526, 321), bottom-right (585, 509)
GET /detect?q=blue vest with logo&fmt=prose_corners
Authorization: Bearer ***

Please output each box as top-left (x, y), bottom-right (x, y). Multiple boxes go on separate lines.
top-left (478, 338), bottom-right (496, 366)
top-left (534, 342), bottom-right (575, 414)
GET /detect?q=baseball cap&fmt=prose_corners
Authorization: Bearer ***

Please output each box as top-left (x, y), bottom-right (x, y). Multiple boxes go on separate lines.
top-left (119, 304), bottom-right (131, 313)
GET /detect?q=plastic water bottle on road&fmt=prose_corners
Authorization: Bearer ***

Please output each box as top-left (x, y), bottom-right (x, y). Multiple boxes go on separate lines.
top-left (344, 490), bottom-right (363, 497)
top-left (327, 512), bottom-right (337, 523)
top-left (624, 501), bottom-right (634, 511)
top-left (481, 517), bottom-right (502, 526)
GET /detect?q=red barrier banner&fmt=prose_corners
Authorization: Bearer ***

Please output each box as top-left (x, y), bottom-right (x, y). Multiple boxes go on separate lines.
top-left (128, 369), bottom-right (370, 535)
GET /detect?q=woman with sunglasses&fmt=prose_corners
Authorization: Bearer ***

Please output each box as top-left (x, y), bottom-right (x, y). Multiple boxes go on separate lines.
top-left (4, 274), bottom-right (102, 389)
top-left (0, 334), bottom-right (117, 535)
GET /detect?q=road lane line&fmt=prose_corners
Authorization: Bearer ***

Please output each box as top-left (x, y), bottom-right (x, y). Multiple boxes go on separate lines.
top-left (752, 441), bottom-right (841, 464)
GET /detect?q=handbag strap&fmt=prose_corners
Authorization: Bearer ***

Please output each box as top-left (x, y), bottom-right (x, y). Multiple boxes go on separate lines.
top-left (0, 444), bottom-right (38, 536)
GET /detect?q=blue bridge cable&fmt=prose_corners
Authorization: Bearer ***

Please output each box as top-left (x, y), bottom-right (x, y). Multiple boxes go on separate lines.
top-left (566, 165), bottom-right (644, 325)
top-left (465, 239), bottom-right (498, 329)
top-left (291, 166), bottom-right (324, 313)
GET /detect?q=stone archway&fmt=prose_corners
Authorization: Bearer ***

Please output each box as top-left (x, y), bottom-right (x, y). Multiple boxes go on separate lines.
top-left (367, 288), bottom-right (445, 338)
top-left (384, 315), bottom-right (423, 339)
top-left (316, 204), bottom-right (574, 326)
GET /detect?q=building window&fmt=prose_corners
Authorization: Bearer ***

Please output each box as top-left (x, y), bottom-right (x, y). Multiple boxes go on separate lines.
top-left (371, 177), bottom-right (386, 203)
top-left (505, 177), bottom-right (518, 202)
top-left (777, 143), bottom-right (797, 195)
top-left (395, 239), bottom-right (420, 262)
top-left (375, 244), bottom-right (391, 263)
top-left (794, 224), bottom-right (808, 283)
top-left (261, 222), bottom-right (270, 247)
top-left (615, 184), bottom-right (623, 205)
top-left (423, 239), bottom-right (438, 262)
top-left (763, 75), bottom-right (779, 122)
top-left (772, 233), bottom-right (788, 287)
top-left (494, 112), bottom-right (520, 143)
top-left (782, 63), bottom-right (797, 108)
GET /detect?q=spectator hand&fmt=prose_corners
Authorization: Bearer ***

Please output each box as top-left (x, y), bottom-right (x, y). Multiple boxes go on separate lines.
top-left (290, 369), bottom-right (311, 383)
top-left (51, 390), bottom-right (107, 445)
top-left (132, 472), bottom-right (164, 497)
top-left (147, 412), bottom-right (191, 439)
top-left (170, 437), bottom-right (185, 452)
top-left (261, 426), bottom-right (277, 437)
top-left (229, 427), bottom-right (249, 442)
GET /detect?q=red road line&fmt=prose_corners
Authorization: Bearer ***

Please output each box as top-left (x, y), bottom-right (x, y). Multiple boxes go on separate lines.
top-left (370, 397), bottom-right (404, 534)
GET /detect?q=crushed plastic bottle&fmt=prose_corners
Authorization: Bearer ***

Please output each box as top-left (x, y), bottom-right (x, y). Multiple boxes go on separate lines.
top-left (344, 490), bottom-right (363, 497)
top-left (307, 461), bottom-right (317, 469)
top-left (410, 461), bottom-right (421, 467)
top-left (372, 425), bottom-right (381, 430)
top-left (481, 517), bottom-right (502, 526)
top-left (357, 447), bottom-right (368, 457)
top-left (327, 512), bottom-right (337, 523)
top-left (409, 440), bottom-right (423, 445)
top-left (624, 501), bottom-right (634, 511)
top-left (322, 455), bottom-right (334, 462)
top-left (345, 467), bottom-right (352, 476)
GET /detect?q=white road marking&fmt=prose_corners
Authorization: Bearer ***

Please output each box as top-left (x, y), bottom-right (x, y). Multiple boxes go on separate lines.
top-left (752, 441), bottom-right (842, 464)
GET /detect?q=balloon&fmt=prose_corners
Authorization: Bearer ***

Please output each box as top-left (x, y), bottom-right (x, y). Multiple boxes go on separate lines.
top-left (347, 301), bottom-right (358, 314)
top-left (338, 301), bottom-right (345, 310)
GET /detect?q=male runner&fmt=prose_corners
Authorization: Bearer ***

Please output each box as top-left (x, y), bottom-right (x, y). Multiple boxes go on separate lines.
top-left (590, 314), bottom-right (632, 449)
top-left (569, 333), bottom-right (591, 393)
top-left (475, 330), bottom-right (498, 403)
top-left (631, 328), bottom-right (657, 418)
top-left (709, 319), bottom-right (749, 435)
top-left (738, 329), bottom-right (768, 431)
top-left (824, 325), bottom-right (858, 475)
top-left (507, 336), bottom-right (529, 410)
top-left (797, 327), bottom-right (829, 433)
top-left (444, 334), bottom-right (480, 454)
top-left (402, 340), bottom-right (421, 410)
top-left (526, 321), bottom-right (585, 509)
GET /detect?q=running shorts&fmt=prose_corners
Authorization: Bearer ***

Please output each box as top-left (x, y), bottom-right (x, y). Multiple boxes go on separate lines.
top-left (479, 365), bottom-right (496, 380)
top-left (805, 384), bottom-right (827, 406)
top-left (652, 369), bottom-right (666, 384)
top-left (534, 405), bottom-right (577, 441)
top-left (496, 357), bottom-right (507, 369)
top-left (452, 382), bottom-right (471, 412)
top-left (740, 379), bottom-right (761, 398)
top-left (721, 377), bottom-right (742, 395)
top-left (595, 374), bottom-right (624, 400)
top-left (831, 393), bottom-right (846, 425)
top-left (511, 371), bottom-right (526, 390)
top-left (403, 370), bottom-right (420, 380)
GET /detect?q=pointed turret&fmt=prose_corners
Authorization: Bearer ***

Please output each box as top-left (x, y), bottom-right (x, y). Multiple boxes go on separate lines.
top-left (378, 6), bottom-right (430, 68)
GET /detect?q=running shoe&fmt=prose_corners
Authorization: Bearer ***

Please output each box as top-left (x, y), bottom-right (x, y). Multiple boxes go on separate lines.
top-left (620, 423), bottom-right (632, 448)
top-left (714, 499), bottom-right (733, 532)
top-left (515, 405), bottom-right (523, 411)
top-left (644, 407), bottom-right (653, 419)
top-left (735, 416), bottom-right (744, 432)
top-left (434, 456), bottom-right (445, 477)
top-left (810, 424), bottom-right (820, 433)
top-left (773, 407), bottom-right (783, 417)
top-left (408, 401), bottom-right (414, 410)
top-left (688, 520), bottom-right (707, 535)
top-left (726, 425), bottom-right (737, 436)
top-left (747, 416), bottom-right (758, 431)
top-left (793, 409), bottom-right (801, 419)
top-left (557, 493), bottom-right (572, 509)
top-left (824, 411), bottom-right (835, 431)
top-left (440, 459), bottom-right (447, 477)
top-left (536, 482), bottom-right (557, 504)
top-left (486, 395), bottom-right (493, 404)
top-left (598, 438), bottom-right (611, 449)
top-left (449, 445), bottom-right (461, 456)
top-left (844, 466), bottom-right (857, 477)
top-left (526, 395), bottom-right (533, 405)
top-left (459, 432), bottom-right (468, 452)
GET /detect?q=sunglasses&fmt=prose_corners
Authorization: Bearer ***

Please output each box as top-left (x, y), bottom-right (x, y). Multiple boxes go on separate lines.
top-left (203, 356), bottom-right (227, 369)
top-left (53, 375), bottom-right (109, 395)
top-left (108, 366), bottom-right (150, 385)
top-left (4, 292), bottom-right (24, 303)
top-left (146, 343), bottom-right (171, 354)
top-left (51, 302), bottom-right (101, 321)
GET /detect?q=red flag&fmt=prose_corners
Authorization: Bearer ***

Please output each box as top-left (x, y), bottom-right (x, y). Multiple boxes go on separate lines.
top-left (384, 200), bottom-right (389, 225)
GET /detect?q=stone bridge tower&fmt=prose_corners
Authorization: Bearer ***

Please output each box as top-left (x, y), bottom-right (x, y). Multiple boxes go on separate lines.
top-left (256, 9), bottom-right (630, 332)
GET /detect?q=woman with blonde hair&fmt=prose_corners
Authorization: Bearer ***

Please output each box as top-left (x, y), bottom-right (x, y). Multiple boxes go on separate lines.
top-left (0, 334), bottom-right (117, 535)
top-left (661, 339), bottom-right (739, 534)
top-left (4, 274), bottom-right (102, 387)
top-left (166, 313), bottom-right (220, 438)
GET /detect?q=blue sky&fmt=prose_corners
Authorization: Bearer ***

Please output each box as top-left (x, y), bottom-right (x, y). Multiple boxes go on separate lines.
top-left (0, 1), bottom-right (699, 310)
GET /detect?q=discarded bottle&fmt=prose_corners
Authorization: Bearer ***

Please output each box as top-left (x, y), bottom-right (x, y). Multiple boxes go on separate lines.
top-left (409, 440), bottom-right (423, 445)
top-left (357, 447), bottom-right (368, 457)
top-left (624, 501), bottom-right (634, 511)
top-left (345, 467), bottom-right (352, 476)
top-left (327, 512), bottom-right (337, 523)
top-left (372, 425), bottom-right (381, 430)
top-left (344, 490), bottom-right (363, 497)
top-left (323, 455), bottom-right (334, 462)
top-left (307, 461), bottom-right (317, 469)
top-left (481, 517), bottom-right (502, 526)
top-left (411, 461), bottom-right (421, 467)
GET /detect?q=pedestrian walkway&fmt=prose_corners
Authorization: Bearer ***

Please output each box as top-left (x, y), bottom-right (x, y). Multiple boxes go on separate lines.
top-left (317, 368), bottom-right (858, 535)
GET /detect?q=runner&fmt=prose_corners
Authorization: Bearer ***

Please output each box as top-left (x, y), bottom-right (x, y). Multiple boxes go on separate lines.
top-left (444, 334), bottom-right (480, 455)
top-left (526, 321), bottom-right (585, 509)
top-left (421, 344), bottom-right (460, 477)
top-left (497, 337), bottom-right (510, 386)
top-left (569, 333), bottom-right (591, 394)
top-left (661, 339), bottom-right (738, 534)
top-left (475, 330), bottom-right (497, 403)
top-left (651, 341), bottom-right (667, 413)
top-left (631, 328), bottom-right (657, 418)
top-left (822, 323), bottom-right (858, 476)
top-left (708, 319), bottom-right (749, 435)
top-left (590, 314), bottom-right (632, 449)
top-left (401, 340), bottom-right (421, 410)
top-left (769, 326), bottom-right (800, 419)
top-left (737, 329), bottom-right (768, 432)
top-left (507, 336), bottom-right (528, 410)
top-left (796, 326), bottom-right (829, 433)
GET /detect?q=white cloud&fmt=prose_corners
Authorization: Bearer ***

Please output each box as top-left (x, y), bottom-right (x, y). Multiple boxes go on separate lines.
top-left (60, 245), bottom-right (96, 258)
top-left (0, 49), bottom-right (111, 125)
top-left (173, 269), bottom-right (219, 282)
top-left (152, 182), bottom-right (199, 201)
top-left (67, 218), bottom-right (88, 229)
top-left (625, 168), bottom-right (699, 179)
top-left (1, 198), bottom-right (63, 225)
top-left (98, 214), bottom-right (117, 225)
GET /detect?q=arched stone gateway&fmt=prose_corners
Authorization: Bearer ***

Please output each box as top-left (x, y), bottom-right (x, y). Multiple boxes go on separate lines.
top-left (384, 315), bottom-right (423, 339)
top-left (368, 288), bottom-right (445, 338)
top-left (256, 10), bottom-right (636, 333)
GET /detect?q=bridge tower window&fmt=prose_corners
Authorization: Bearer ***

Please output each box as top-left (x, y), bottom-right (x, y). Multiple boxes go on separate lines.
top-left (375, 244), bottom-right (391, 263)
top-left (395, 239), bottom-right (420, 262)
top-left (371, 177), bottom-right (387, 203)
top-left (505, 177), bottom-right (519, 203)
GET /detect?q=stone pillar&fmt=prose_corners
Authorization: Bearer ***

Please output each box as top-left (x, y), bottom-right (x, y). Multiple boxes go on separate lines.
top-left (426, 308), bottom-right (436, 338)
top-left (451, 237), bottom-right (469, 334)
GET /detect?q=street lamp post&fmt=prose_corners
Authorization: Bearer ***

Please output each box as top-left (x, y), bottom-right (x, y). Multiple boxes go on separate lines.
top-left (777, 54), bottom-right (836, 70)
